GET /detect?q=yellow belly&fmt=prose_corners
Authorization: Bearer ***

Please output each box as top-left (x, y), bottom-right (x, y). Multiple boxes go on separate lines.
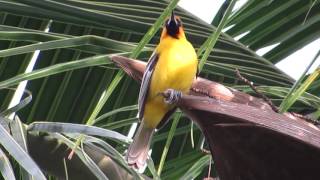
top-left (143, 38), bottom-right (197, 128)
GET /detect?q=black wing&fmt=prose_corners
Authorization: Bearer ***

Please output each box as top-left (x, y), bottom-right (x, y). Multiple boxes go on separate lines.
top-left (138, 52), bottom-right (158, 120)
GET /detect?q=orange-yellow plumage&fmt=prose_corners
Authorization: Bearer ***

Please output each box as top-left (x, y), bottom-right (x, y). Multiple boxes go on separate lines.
top-left (127, 11), bottom-right (198, 169)
top-left (144, 34), bottom-right (198, 128)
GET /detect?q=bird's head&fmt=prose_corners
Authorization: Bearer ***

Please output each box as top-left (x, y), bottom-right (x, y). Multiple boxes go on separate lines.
top-left (161, 11), bottom-right (185, 39)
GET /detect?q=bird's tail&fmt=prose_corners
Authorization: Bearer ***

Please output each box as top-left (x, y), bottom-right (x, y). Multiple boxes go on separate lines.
top-left (126, 121), bottom-right (154, 169)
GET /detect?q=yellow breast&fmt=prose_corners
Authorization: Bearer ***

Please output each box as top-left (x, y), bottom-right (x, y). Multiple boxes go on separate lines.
top-left (150, 37), bottom-right (197, 97)
top-left (143, 36), bottom-right (198, 128)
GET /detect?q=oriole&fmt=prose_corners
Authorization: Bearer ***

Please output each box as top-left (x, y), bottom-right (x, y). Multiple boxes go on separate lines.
top-left (127, 11), bottom-right (198, 169)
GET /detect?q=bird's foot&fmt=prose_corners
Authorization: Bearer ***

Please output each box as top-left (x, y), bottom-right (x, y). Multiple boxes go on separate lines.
top-left (162, 89), bottom-right (182, 104)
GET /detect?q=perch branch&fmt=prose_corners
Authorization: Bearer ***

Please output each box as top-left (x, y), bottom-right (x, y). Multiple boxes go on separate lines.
top-left (111, 55), bottom-right (272, 110)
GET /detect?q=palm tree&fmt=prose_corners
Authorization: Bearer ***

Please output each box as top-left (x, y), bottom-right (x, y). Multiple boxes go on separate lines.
top-left (0, 0), bottom-right (319, 179)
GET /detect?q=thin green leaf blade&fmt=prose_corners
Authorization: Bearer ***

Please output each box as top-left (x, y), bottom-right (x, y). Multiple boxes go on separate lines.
top-left (279, 50), bottom-right (320, 112)
top-left (179, 155), bottom-right (211, 180)
top-left (198, 0), bottom-right (237, 71)
top-left (51, 133), bottom-right (109, 180)
top-left (157, 112), bottom-right (182, 176)
top-left (10, 116), bottom-right (32, 180)
top-left (0, 54), bottom-right (120, 89)
top-left (94, 104), bottom-right (137, 124)
top-left (146, 158), bottom-right (160, 180)
top-left (28, 122), bottom-right (131, 143)
top-left (0, 89), bottom-right (32, 117)
top-left (0, 118), bottom-right (46, 180)
top-left (82, 136), bottom-right (142, 179)
top-left (281, 68), bottom-right (320, 112)
top-left (0, 147), bottom-right (15, 180)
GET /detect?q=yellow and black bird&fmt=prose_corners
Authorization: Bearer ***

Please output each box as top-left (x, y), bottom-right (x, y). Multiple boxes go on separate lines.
top-left (127, 11), bottom-right (198, 169)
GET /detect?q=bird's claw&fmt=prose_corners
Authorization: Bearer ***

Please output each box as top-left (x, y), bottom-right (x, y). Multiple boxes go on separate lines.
top-left (162, 89), bottom-right (182, 104)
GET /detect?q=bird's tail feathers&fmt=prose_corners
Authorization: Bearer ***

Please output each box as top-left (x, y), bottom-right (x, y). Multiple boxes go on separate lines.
top-left (126, 121), bottom-right (154, 169)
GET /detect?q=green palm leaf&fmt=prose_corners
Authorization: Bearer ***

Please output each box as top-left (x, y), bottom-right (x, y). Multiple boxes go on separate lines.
top-left (0, 0), bottom-right (319, 179)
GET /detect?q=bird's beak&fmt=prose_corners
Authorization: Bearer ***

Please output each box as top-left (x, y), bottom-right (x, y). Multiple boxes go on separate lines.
top-left (165, 10), bottom-right (181, 38)
top-left (169, 11), bottom-right (178, 26)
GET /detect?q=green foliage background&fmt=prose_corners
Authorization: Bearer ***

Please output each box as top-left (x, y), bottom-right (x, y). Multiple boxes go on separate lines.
top-left (0, 0), bottom-right (319, 179)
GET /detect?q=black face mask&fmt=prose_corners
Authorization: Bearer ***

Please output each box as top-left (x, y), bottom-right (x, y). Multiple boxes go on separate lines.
top-left (165, 12), bottom-right (182, 38)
